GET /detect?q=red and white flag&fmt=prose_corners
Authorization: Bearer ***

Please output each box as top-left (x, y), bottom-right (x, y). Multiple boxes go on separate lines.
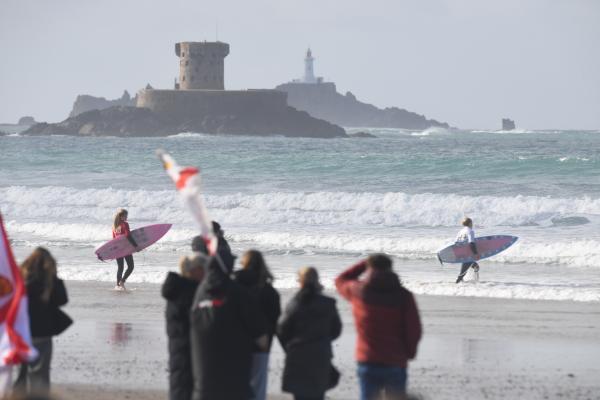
top-left (157, 150), bottom-right (219, 256)
top-left (0, 213), bottom-right (37, 367)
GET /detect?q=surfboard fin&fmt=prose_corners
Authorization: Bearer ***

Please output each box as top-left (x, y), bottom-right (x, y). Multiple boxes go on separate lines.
top-left (437, 254), bottom-right (444, 267)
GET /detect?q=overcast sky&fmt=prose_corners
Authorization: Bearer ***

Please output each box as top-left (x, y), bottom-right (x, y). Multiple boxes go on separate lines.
top-left (1, 0), bottom-right (598, 129)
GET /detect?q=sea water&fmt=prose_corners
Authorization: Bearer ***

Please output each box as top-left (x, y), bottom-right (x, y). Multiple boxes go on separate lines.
top-left (1, 128), bottom-right (599, 302)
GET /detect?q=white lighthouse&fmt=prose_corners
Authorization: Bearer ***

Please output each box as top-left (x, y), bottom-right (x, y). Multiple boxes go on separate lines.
top-left (303, 48), bottom-right (317, 83)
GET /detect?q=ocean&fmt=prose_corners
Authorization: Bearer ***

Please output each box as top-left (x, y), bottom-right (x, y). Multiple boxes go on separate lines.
top-left (1, 127), bottom-right (599, 302)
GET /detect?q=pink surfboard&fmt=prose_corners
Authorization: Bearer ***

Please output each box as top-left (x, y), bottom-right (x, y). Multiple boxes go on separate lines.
top-left (95, 224), bottom-right (172, 261)
top-left (437, 235), bottom-right (518, 264)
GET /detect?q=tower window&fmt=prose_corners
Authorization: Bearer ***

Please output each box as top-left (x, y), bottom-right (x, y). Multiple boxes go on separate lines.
top-left (182, 52), bottom-right (185, 57)
top-left (185, 60), bottom-right (189, 66)
top-left (182, 76), bottom-right (186, 82)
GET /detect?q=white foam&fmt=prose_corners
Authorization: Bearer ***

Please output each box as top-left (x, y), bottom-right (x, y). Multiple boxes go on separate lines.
top-left (3, 185), bottom-right (600, 270)
top-left (52, 258), bottom-right (600, 303)
top-left (229, 231), bottom-right (600, 269)
top-left (167, 132), bottom-right (211, 138)
top-left (3, 186), bottom-right (599, 229)
top-left (5, 220), bottom-right (199, 248)
top-left (471, 129), bottom-right (536, 134)
top-left (558, 156), bottom-right (590, 163)
top-left (405, 280), bottom-right (600, 302)
top-left (410, 127), bottom-right (451, 136)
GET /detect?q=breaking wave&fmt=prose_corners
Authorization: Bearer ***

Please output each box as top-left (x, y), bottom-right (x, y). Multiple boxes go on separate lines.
top-left (2, 186), bottom-right (599, 229)
top-left (2, 185), bottom-right (600, 268)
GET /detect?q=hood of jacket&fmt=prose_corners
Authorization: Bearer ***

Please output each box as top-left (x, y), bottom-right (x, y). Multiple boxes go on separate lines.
top-left (161, 272), bottom-right (199, 303)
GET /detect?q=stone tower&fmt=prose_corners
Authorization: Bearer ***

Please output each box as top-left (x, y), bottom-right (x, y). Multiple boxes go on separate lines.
top-left (175, 41), bottom-right (230, 90)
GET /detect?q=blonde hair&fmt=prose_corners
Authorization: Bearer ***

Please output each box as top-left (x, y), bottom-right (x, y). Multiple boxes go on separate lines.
top-left (113, 209), bottom-right (128, 231)
top-left (462, 217), bottom-right (473, 227)
top-left (20, 247), bottom-right (57, 302)
top-left (298, 266), bottom-right (323, 292)
top-left (179, 254), bottom-right (208, 278)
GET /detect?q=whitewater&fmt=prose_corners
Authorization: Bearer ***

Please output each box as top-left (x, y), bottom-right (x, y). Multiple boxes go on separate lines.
top-left (1, 128), bottom-right (599, 302)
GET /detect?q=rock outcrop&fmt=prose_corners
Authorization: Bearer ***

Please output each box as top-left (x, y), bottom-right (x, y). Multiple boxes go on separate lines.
top-left (17, 116), bottom-right (37, 126)
top-left (275, 82), bottom-right (449, 129)
top-left (502, 118), bottom-right (516, 130)
top-left (23, 105), bottom-right (346, 138)
top-left (69, 91), bottom-right (136, 118)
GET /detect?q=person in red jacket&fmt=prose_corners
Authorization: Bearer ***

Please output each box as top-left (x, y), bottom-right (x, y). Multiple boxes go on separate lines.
top-left (335, 254), bottom-right (422, 400)
top-left (112, 209), bottom-right (137, 290)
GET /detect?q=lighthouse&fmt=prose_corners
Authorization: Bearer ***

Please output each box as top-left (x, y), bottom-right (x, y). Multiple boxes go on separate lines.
top-left (303, 48), bottom-right (317, 83)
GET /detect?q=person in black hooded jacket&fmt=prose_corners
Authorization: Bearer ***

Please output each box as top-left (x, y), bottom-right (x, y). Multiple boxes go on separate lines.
top-left (14, 247), bottom-right (71, 396)
top-left (234, 250), bottom-right (281, 400)
top-left (161, 254), bottom-right (208, 400)
top-left (190, 221), bottom-right (236, 273)
top-left (278, 267), bottom-right (342, 400)
top-left (190, 256), bottom-right (268, 400)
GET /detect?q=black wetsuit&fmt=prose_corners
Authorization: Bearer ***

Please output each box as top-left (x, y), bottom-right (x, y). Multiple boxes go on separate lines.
top-left (116, 254), bottom-right (134, 285)
top-left (456, 242), bottom-right (479, 283)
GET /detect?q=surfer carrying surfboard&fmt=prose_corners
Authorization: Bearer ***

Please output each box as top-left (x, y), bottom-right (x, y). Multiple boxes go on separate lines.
top-left (455, 217), bottom-right (480, 283)
top-left (112, 209), bottom-right (138, 290)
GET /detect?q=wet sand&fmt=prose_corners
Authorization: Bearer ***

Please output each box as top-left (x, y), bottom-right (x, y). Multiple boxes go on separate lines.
top-left (49, 281), bottom-right (600, 400)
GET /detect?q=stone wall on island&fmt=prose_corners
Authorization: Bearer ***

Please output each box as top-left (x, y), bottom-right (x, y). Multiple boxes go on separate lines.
top-left (136, 88), bottom-right (287, 120)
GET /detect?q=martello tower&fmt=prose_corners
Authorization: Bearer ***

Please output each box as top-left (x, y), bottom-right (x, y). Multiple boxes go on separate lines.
top-left (175, 41), bottom-right (230, 90)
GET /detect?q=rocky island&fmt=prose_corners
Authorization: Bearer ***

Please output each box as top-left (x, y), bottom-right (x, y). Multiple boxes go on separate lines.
top-left (23, 41), bottom-right (346, 139)
top-left (0, 115), bottom-right (38, 135)
top-left (24, 103), bottom-right (344, 138)
top-left (275, 49), bottom-right (449, 130)
top-left (69, 91), bottom-right (136, 118)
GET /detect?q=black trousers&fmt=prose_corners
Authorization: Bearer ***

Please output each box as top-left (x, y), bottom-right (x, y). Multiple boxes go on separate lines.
top-left (456, 262), bottom-right (479, 283)
top-left (116, 254), bottom-right (134, 284)
top-left (14, 337), bottom-right (53, 395)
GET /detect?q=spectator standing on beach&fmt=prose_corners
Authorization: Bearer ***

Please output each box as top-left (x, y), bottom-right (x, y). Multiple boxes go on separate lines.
top-left (192, 222), bottom-right (235, 272)
top-left (234, 250), bottom-right (281, 400)
top-left (112, 209), bottom-right (137, 290)
top-left (211, 221), bottom-right (236, 273)
top-left (162, 254), bottom-right (208, 400)
top-left (14, 247), bottom-right (72, 396)
top-left (336, 254), bottom-right (422, 400)
top-left (455, 217), bottom-right (480, 283)
top-left (278, 267), bottom-right (342, 400)
top-left (190, 257), bottom-right (268, 400)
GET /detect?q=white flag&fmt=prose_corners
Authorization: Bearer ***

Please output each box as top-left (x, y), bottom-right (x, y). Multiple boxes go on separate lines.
top-left (157, 150), bottom-right (219, 256)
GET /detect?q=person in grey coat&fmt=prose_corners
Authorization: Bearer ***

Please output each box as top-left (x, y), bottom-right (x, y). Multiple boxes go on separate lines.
top-left (277, 267), bottom-right (342, 400)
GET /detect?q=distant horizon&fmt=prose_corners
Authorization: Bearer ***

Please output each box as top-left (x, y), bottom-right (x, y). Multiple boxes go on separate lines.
top-left (1, 0), bottom-right (599, 130)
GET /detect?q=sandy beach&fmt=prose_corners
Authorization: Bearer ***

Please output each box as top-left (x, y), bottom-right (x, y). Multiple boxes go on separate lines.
top-left (46, 280), bottom-right (600, 400)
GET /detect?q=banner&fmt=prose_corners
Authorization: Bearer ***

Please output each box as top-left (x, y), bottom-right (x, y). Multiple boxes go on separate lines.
top-left (0, 213), bottom-right (37, 367)
top-left (157, 150), bottom-right (219, 256)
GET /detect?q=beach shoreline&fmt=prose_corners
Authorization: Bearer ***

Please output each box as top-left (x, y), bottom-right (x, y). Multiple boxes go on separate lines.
top-left (47, 280), bottom-right (600, 400)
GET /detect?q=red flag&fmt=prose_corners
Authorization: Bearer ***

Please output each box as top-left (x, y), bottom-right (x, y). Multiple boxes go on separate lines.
top-left (0, 213), bottom-right (37, 366)
top-left (157, 150), bottom-right (218, 256)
